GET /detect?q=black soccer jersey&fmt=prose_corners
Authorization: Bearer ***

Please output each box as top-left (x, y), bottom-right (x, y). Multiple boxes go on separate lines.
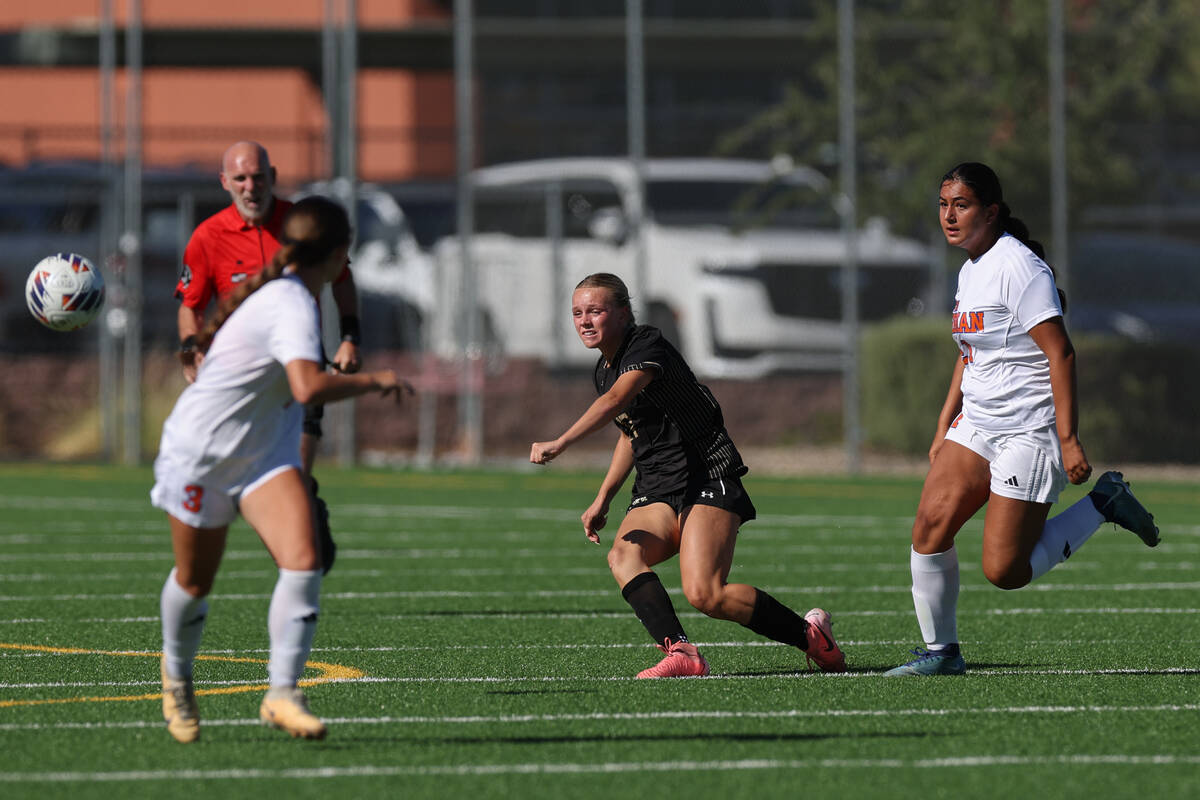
top-left (594, 325), bottom-right (747, 494)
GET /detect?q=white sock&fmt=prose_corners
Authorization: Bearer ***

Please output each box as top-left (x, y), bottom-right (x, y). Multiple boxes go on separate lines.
top-left (1029, 494), bottom-right (1105, 581)
top-left (910, 546), bottom-right (959, 650)
top-left (160, 568), bottom-right (208, 679)
top-left (268, 568), bottom-right (322, 688)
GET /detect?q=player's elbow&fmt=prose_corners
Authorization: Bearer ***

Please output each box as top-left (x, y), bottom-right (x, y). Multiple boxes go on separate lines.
top-left (288, 377), bottom-right (325, 406)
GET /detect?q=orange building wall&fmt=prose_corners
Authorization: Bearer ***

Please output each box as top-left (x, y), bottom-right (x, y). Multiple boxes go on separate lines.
top-left (1, 2), bottom-right (455, 180)
top-left (0, 0), bottom-right (447, 28)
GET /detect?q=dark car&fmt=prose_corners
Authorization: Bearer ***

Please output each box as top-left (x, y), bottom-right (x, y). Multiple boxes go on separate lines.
top-left (1067, 232), bottom-right (1200, 342)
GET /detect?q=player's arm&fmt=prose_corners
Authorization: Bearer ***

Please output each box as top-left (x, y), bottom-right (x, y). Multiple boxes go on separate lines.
top-left (177, 304), bottom-right (205, 383)
top-left (329, 265), bottom-right (362, 374)
top-left (580, 433), bottom-right (634, 544)
top-left (929, 356), bottom-right (966, 464)
top-left (1028, 316), bottom-right (1091, 484)
top-left (176, 238), bottom-right (211, 383)
top-left (285, 358), bottom-right (410, 405)
top-left (530, 368), bottom-right (654, 465)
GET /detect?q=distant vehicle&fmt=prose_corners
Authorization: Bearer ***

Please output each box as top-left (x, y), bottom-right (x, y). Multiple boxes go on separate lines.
top-left (1067, 232), bottom-right (1200, 343)
top-left (295, 180), bottom-right (434, 350)
top-left (430, 157), bottom-right (934, 378)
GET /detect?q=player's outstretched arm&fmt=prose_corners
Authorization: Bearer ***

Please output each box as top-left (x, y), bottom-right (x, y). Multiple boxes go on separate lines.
top-left (530, 369), bottom-right (652, 465)
top-left (286, 359), bottom-right (412, 405)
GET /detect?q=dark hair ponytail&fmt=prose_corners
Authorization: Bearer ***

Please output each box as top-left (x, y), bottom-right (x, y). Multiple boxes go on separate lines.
top-left (180, 195), bottom-right (351, 367)
top-left (941, 162), bottom-right (1066, 312)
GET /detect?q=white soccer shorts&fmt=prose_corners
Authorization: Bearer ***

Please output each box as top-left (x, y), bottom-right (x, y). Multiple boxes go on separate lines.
top-left (150, 446), bottom-right (300, 529)
top-left (944, 414), bottom-right (1067, 504)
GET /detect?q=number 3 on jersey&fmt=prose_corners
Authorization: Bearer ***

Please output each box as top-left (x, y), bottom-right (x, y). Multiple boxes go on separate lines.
top-left (182, 484), bottom-right (205, 513)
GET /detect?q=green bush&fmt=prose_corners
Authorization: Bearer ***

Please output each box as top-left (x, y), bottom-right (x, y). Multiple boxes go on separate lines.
top-left (861, 318), bottom-right (1200, 464)
top-left (860, 316), bottom-right (958, 455)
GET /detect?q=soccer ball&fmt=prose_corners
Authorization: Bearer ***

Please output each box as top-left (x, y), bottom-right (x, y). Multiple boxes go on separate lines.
top-left (25, 253), bottom-right (106, 332)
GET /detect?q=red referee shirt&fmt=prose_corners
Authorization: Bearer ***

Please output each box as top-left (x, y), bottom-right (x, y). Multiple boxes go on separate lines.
top-left (175, 197), bottom-right (350, 311)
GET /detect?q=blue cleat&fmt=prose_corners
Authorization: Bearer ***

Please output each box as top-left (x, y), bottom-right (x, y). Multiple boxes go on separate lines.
top-left (884, 647), bottom-right (966, 677)
top-left (1089, 471), bottom-right (1159, 547)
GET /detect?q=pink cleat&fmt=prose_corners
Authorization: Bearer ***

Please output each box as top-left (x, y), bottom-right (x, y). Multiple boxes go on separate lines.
top-left (802, 608), bottom-right (846, 673)
top-left (636, 639), bottom-right (710, 678)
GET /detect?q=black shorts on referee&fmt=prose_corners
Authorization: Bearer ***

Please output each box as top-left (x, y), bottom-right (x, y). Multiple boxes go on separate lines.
top-left (627, 473), bottom-right (756, 524)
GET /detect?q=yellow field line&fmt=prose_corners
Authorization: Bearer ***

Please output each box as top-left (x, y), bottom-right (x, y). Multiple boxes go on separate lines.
top-left (0, 643), bottom-right (364, 709)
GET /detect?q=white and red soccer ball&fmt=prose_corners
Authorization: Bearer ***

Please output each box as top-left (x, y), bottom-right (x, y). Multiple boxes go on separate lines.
top-left (25, 253), bottom-right (106, 332)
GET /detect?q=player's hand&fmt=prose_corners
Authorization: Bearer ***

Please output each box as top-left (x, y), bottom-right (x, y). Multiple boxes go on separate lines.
top-left (928, 431), bottom-right (947, 465)
top-left (581, 500), bottom-right (608, 545)
top-left (530, 439), bottom-right (564, 465)
top-left (331, 341), bottom-right (362, 374)
top-left (1061, 436), bottom-right (1092, 485)
top-left (372, 370), bottom-right (413, 402)
top-left (183, 351), bottom-right (205, 384)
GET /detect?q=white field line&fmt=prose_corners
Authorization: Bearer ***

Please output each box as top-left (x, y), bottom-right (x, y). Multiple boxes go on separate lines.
top-left (4, 666), bottom-right (1199, 691)
top-left (2, 754), bottom-right (1200, 782)
top-left (3, 581), bottom-right (1200, 604)
top-left (3, 522), bottom-right (1196, 545)
top-left (6, 607), bottom-right (1200, 626)
top-left (6, 538), bottom-right (1198, 563)
top-left (7, 559), bottom-right (1200, 585)
top-left (4, 637), bottom-right (1197, 660)
top-left (2, 703), bottom-right (1199, 733)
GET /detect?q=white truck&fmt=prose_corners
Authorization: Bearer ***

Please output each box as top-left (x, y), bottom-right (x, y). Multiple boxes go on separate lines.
top-left (431, 157), bottom-right (933, 378)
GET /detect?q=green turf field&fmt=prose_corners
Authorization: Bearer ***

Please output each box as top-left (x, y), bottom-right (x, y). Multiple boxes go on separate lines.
top-left (0, 462), bottom-right (1196, 799)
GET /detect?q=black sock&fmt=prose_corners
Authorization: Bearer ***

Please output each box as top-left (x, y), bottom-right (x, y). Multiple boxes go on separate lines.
top-left (744, 588), bottom-right (808, 649)
top-left (621, 572), bottom-right (688, 645)
top-left (929, 642), bottom-right (961, 658)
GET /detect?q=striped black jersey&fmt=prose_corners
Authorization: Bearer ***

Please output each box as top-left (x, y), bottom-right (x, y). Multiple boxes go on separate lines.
top-left (594, 324), bottom-right (747, 493)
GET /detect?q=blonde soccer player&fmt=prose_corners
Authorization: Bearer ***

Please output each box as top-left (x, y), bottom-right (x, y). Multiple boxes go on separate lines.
top-left (531, 273), bottom-right (845, 678)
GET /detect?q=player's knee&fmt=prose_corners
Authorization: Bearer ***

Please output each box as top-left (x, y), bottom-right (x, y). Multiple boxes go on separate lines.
top-left (912, 507), bottom-right (957, 553)
top-left (174, 570), bottom-right (214, 598)
top-left (606, 542), bottom-right (639, 577)
top-left (982, 558), bottom-right (1030, 590)
top-left (681, 580), bottom-right (722, 617)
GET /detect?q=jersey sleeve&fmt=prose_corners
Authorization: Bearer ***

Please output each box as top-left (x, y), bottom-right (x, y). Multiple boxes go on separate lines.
top-left (618, 328), bottom-right (666, 377)
top-left (268, 282), bottom-right (324, 367)
top-left (1012, 266), bottom-right (1063, 332)
top-left (175, 230), bottom-right (215, 310)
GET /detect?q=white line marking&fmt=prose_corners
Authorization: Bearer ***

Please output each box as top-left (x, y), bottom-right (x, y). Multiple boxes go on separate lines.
top-left (5, 666), bottom-right (1198, 691)
top-left (2, 754), bottom-right (1199, 782)
top-left (3, 703), bottom-right (1198, 732)
top-left (4, 582), bottom-right (1199, 603)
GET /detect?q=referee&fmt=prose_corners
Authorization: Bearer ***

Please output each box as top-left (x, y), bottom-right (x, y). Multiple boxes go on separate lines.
top-left (531, 273), bottom-right (846, 678)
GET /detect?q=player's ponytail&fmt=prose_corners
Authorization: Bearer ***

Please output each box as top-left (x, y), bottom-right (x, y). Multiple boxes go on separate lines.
top-left (180, 195), bottom-right (351, 367)
top-left (941, 162), bottom-right (1067, 312)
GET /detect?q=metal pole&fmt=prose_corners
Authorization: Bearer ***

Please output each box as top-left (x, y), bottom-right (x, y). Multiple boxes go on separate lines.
top-left (547, 180), bottom-right (565, 365)
top-left (98, 0), bottom-right (118, 462)
top-left (322, 0), bottom-right (338, 176)
top-left (625, 0), bottom-right (648, 320)
top-left (838, 0), bottom-right (861, 475)
top-left (1049, 0), bottom-right (1070, 300)
top-left (121, 0), bottom-right (143, 465)
top-left (454, 0), bottom-right (481, 463)
top-left (334, 0), bottom-right (358, 466)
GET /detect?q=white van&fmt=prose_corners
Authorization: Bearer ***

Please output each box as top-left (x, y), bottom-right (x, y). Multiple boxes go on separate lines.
top-left (297, 179), bottom-right (435, 349)
top-left (432, 157), bottom-right (932, 378)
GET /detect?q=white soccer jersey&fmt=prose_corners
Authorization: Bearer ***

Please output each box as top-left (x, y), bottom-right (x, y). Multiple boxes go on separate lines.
top-left (156, 273), bottom-right (323, 490)
top-left (951, 233), bottom-right (1063, 432)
